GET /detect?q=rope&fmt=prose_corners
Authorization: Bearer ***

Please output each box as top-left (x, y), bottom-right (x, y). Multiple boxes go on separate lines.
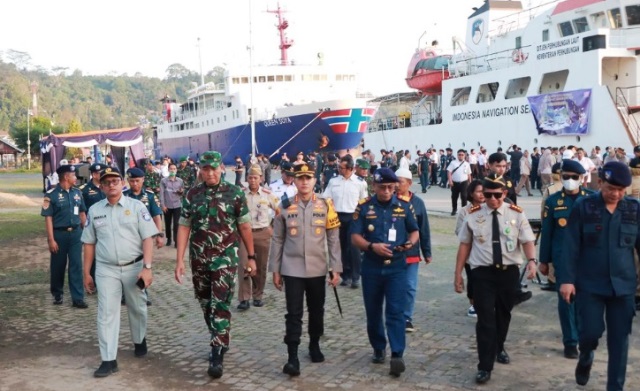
top-left (269, 112), bottom-right (324, 158)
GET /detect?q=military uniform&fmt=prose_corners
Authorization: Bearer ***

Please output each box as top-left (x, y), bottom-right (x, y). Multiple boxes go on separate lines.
top-left (540, 187), bottom-right (593, 353)
top-left (176, 164), bottom-right (196, 193)
top-left (351, 192), bottom-right (419, 368)
top-left (179, 180), bottom-right (251, 349)
top-left (143, 169), bottom-right (161, 194)
top-left (41, 169), bottom-right (87, 305)
top-left (322, 162), bottom-right (338, 190)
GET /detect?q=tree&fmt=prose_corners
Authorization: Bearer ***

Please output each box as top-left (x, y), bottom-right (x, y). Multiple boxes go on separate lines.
top-left (6, 49), bottom-right (31, 69)
top-left (206, 66), bottom-right (226, 86)
top-left (65, 119), bottom-right (83, 159)
top-left (9, 115), bottom-right (62, 156)
top-left (165, 63), bottom-right (192, 80)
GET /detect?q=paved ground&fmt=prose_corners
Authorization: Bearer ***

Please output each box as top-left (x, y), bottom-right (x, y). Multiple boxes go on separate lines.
top-left (1, 177), bottom-right (639, 390)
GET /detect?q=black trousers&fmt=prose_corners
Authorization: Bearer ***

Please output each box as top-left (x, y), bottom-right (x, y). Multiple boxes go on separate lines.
top-left (338, 213), bottom-right (361, 282)
top-left (283, 276), bottom-right (326, 346)
top-left (470, 265), bottom-right (519, 372)
top-left (451, 180), bottom-right (468, 211)
top-left (164, 207), bottom-right (181, 242)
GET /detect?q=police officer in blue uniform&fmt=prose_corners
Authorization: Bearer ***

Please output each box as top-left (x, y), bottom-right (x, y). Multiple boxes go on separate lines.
top-left (351, 168), bottom-right (419, 377)
top-left (559, 161), bottom-right (640, 390)
top-left (539, 159), bottom-right (593, 359)
top-left (322, 153), bottom-right (339, 191)
top-left (80, 163), bottom-right (107, 286)
top-left (41, 164), bottom-right (88, 308)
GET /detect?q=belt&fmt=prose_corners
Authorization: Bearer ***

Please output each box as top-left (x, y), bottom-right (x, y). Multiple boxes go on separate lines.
top-left (54, 226), bottom-right (78, 232)
top-left (453, 180), bottom-right (468, 184)
top-left (252, 227), bottom-right (269, 232)
top-left (119, 255), bottom-right (144, 267)
top-left (337, 212), bottom-right (354, 215)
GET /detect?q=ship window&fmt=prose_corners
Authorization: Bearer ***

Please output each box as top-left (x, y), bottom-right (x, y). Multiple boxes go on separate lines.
top-left (224, 115), bottom-right (227, 121)
top-left (573, 17), bottom-right (589, 33)
top-left (232, 77), bottom-right (239, 84)
top-left (626, 5), bottom-right (640, 25)
top-left (476, 82), bottom-right (499, 103)
top-left (267, 75), bottom-right (275, 82)
top-left (451, 87), bottom-right (471, 106)
top-left (285, 75), bottom-right (293, 81)
top-left (241, 77), bottom-right (249, 84)
top-left (539, 70), bottom-right (569, 94)
top-left (591, 12), bottom-right (607, 28)
top-left (313, 74), bottom-right (320, 81)
top-left (320, 74), bottom-right (328, 81)
top-left (608, 8), bottom-right (622, 28)
top-left (559, 21), bottom-right (574, 37)
top-left (259, 76), bottom-right (266, 83)
top-left (505, 77), bottom-right (531, 99)
top-left (515, 36), bottom-right (522, 49)
top-left (276, 75), bottom-right (284, 82)
top-left (542, 29), bottom-right (549, 42)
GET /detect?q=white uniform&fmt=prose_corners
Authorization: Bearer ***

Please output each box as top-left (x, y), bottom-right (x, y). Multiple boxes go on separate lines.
top-left (269, 178), bottom-right (297, 200)
top-left (322, 174), bottom-right (368, 213)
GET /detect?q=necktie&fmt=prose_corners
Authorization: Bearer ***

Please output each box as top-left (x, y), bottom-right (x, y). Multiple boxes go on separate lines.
top-left (492, 210), bottom-right (503, 267)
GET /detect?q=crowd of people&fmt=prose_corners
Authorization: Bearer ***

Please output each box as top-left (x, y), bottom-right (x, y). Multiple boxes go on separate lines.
top-left (39, 142), bottom-right (640, 389)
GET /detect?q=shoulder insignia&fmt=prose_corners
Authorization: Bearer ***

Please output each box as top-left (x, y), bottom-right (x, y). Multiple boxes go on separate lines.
top-left (270, 179), bottom-right (278, 184)
top-left (397, 194), bottom-right (410, 202)
top-left (46, 188), bottom-right (55, 194)
top-left (509, 204), bottom-right (523, 213)
top-left (469, 205), bottom-right (481, 214)
top-left (262, 187), bottom-right (272, 194)
top-left (506, 181), bottom-right (513, 188)
top-left (144, 189), bottom-right (155, 195)
top-left (79, 184), bottom-right (87, 190)
top-left (358, 197), bottom-right (371, 205)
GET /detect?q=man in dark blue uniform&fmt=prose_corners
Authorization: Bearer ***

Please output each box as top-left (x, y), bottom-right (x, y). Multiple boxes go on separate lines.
top-left (41, 164), bottom-right (88, 308)
top-left (559, 161), bottom-right (640, 390)
top-left (351, 168), bottom-right (419, 377)
top-left (322, 153), bottom-right (338, 191)
top-left (80, 163), bottom-right (107, 287)
top-left (539, 159), bottom-right (593, 359)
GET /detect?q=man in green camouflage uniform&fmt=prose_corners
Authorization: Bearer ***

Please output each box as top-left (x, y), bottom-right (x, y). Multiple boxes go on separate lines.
top-left (356, 158), bottom-right (374, 196)
top-left (143, 160), bottom-right (161, 195)
top-left (176, 156), bottom-right (196, 193)
top-left (174, 151), bottom-right (256, 379)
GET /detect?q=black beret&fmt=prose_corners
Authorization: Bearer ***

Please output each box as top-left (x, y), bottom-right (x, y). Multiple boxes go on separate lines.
top-left (280, 162), bottom-right (295, 176)
top-left (89, 163), bottom-right (105, 173)
top-left (126, 167), bottom-right (145, 178)
top-left (551, 162), bottom-right (562, 174)
top-left (600, 161), bottom-right (632, 187)
top-left (634, 145), bottom-right (640, 153)
top-left (56, 164), bottom-right (76, 176)
top-left (327, 153), bottom-right (337, 162)
top-left (373, 168), bottom-right (399, 183)
top-left (561, 159), bottom-right (585, 174)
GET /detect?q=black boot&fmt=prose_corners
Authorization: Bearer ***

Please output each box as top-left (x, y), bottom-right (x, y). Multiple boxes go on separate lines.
top-left (309, 336), bottom-right (325, 363)
top-left (208, 346), bottom-right (224, 378)
top-left (282, 344), bottom-right (300, 376)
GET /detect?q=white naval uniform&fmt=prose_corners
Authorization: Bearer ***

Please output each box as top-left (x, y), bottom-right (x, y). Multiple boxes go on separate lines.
top-left (322, 174), bottom-right (368, 213)
top-left (269, 178), bottom-right (297, 200)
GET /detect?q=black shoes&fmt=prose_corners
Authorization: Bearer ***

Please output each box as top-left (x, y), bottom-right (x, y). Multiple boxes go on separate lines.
top-left (134, 338), bottom-right (147, 357)
top-left (476, 370), bottom-right (491, 384)
top-left (340, 279), bottom-right (350, 287)
top-left (389, 356), bottom-right (405, 377)
top-left (283, 344), bottom-right (300, 376)
top-left (72, 300), bottom-right (88, 309)
top-left (451, 210), bottom-right (457, 216)
top-left (53, 295), bottom-right (63, 305)
top-left (94, 360), bottom-right (119, 378)
top-left (351, 281), bottom-right (360, 289)
top-left (575, 360), bottom-right (593, 386)
top-left (371, 349), bottom-right (385, 364)
top-left (540, 282), bottom-right (556, 291)
top-left (208, 346), bottom-right (224, 378)
top-left (405, 320), bottom-right (416, 333)
top-left (252, 299), bottom-right (263, 307)
top-left (564, 345), bottom-right (579, 359)
top-left (237, 300), bottom-right (250, 310)
top-left (166, 239), bottom-right (172, 246)
top-left (309, 343), bottom-right (325, 363)
top-left (514, 290), bottom-right (532, 306)
top-left (496, 349), bottom-right (510, 364)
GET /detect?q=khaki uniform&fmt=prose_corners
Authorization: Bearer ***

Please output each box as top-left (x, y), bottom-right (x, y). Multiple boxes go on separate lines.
top-left (238, 187), bottom-right (279, 301)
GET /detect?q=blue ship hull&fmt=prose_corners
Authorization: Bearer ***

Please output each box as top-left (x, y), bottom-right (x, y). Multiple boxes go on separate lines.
top-left (155, 111), bottom-right (367, 165)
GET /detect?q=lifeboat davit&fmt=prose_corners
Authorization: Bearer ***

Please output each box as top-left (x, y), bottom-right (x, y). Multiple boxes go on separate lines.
top-left (405, 48), bottom-right (451, 95)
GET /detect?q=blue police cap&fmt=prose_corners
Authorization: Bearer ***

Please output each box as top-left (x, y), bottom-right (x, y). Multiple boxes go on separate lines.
top-left (56, 164), bottom-right (76, 176)
top-left (373, 168), bottom-right (399, 184)
top-left (600, 161), bottom-right (632, 187)
top-left (126, 167), bottom-right (146, 178)
top-left (327, 153), bottom-right (337, 162)
top-left (280, 161), bottom-right (295, 176)
top-left (89, 163), bottom-right (105, 173)
top-left (561, 159), bottom-right (585, 175)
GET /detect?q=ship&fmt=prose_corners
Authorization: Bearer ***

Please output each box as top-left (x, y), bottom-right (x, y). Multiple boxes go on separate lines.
top-left (154, 3), bottom-right (375, 165)
top-left (365, 0), bottom-right (640, 154)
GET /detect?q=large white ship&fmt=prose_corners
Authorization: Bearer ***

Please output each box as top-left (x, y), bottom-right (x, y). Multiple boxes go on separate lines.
top-left (365, 0), bottom-right (640, 153)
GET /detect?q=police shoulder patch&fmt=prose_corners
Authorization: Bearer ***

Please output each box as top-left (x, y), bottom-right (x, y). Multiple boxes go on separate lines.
top-left (509, 204), bottom-right (523, 213)
top-left (469, 205), bottom-right (481, 214)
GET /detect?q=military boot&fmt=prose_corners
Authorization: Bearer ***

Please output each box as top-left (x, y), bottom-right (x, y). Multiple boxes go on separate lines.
top-left (309, 336), bottom-right (325, 363)
top-left (282, 344), bottom-right (300, 376)
top-left (208, 346), bottom-right (224, 379)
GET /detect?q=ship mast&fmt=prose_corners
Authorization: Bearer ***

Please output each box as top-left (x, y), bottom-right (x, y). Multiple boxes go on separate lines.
top-left (267, 3), bottom-right (294, 66)
top-left (249, 0), bottom-right (256, 157)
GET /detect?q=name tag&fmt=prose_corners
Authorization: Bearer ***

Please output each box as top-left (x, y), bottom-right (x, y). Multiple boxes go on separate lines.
top-left (388, 228), bottom-right (397, 242)
top-left (74, 206), bottom-right (79, 215)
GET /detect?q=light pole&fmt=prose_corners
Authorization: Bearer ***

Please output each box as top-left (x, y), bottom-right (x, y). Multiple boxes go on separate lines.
top-left (26, 109), bottom-right (32, 170)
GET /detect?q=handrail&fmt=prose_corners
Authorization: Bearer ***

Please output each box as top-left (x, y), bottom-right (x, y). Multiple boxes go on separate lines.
top-left (614, 87), bottom-right (640, 144)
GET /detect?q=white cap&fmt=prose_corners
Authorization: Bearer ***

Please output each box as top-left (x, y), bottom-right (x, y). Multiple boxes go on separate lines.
top-left (562, 150), bottom-right (574, 159)
top-left (395, 168), bottom-right (412, 180)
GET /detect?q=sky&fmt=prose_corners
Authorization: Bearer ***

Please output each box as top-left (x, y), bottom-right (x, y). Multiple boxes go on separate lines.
top-left (0, 0), bottom-right (483, 96)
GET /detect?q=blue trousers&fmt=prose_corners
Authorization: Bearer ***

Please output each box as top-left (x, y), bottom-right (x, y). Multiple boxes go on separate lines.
top-left (404, 262), bottom-right (419, 322)
top-left (576, 291), bottom-right (635, 391)
top-left (419, 171), bottom-right (429, 192)
top-left (361, 261), bottom-right (407, 356)
top-left (556, 290), bottom-right (578, 347)
top-left (50, 229), bottom-right (84, 301)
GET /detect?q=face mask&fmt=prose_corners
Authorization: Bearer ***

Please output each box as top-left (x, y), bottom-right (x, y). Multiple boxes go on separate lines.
top-left (562, 179), bottom-right (580, 191)
top-left (169, 172), bottom-right (176, 177)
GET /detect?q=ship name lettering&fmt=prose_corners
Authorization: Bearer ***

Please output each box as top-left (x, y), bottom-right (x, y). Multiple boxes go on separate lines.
top-left (264, 117), bottom-right (293, 127)
top-left (452, 104), bottom-right (529, 122)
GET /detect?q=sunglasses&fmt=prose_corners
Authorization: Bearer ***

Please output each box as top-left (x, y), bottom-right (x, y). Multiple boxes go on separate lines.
top-left (483, 192), bottom-right (504, 199)
top-left (562, 174), bottom-right (580, 180)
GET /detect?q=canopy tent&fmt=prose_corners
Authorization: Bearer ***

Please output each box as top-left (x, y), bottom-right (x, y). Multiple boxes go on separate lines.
top-left (40, 127), bottom-right (145, 184)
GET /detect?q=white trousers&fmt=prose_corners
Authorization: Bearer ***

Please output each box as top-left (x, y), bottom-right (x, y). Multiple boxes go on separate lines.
top-left (95, 261), bottom-right (147, 361)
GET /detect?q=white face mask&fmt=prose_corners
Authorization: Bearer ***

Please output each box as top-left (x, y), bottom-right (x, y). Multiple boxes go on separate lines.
top-left (562, 178), bottom-right (581, 191)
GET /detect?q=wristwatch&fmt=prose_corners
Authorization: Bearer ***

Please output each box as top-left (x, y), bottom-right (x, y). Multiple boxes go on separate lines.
top-left (528, 258), bottom-right (538, 265)
top-left (143, 263), bottom-right (153, 270)
top-left (248, 254), bottom-right (257, 260)
top-left (367, 242), bottom-right (374, 252)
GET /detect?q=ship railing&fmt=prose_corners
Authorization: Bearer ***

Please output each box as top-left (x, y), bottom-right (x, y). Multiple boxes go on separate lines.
top-left (369, 116), bottom-right (411, 132)
top-left (614, 86), bottom-right (640, 144)
top-left (487, 0), bottom-right (561, 39)
top-left (449, 45), bottom-right (533, 77)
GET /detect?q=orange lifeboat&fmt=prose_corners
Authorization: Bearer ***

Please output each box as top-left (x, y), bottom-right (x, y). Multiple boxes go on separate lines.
top-left (405, 48), bottom-right (451, 95)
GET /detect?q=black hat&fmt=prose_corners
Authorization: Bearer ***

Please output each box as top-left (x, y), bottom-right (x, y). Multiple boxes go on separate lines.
top-left (56, 164), bottom-right (76, 176)
top-left (551, 162), bottom-right (562, 174)
top-left (373, 168), bottom-right (399, 183)
top-left (561, 159), bottom-right (586, 175)
top-left (483, 173), bottom-right (507, 190)
top-left (126, 167), bottom-right (145, 178)
top-left (600, 161), bottom-right (632, 187)
top-left (280, 161), bottom-right (295, 176)
top-left (89, 163), bottom-right (105, 173)
top-left (100, 167), bottom-right (122, 181)
top-left (327, 153), bottom-right (337, 162)
top-left (293, 163), bottom-right (315, 178)
top-left (634, 145), bottom-right (640, 153)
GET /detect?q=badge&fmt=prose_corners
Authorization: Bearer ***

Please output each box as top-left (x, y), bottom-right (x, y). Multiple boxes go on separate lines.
top-left (384, 259), bottom-right (391, 265)
top-left (478, 236), bottom-right (485, 243)
top-left (558, 218), bottom-right (567, 227)
top-left (503, 227), bottom-right (511, 235)
top-left (290, 228), bottom-right (298, 235)
top-left (125, 210), bottom-right (131, 216)
top-left (507, 181), bottom-right (512, 188)
top-left (142, 211), bottom-right (151, 221)
top-left (315, 228), bottom-right (321, 235)
top-left (511, 219), bottom-right (516, 225)
top-left (368, 224), bottom-right (375, 232)
top-left (557, 199), bottom-right (563, 206)
top-left (42, 198), bottom-right (50, 210)
top-left (506, 239), bottom-right (516, 252)
top-left (544, 211), bottom-right (548, 218)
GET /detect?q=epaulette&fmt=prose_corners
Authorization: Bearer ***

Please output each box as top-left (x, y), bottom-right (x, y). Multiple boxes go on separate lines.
top-left (79, 184), bottom-right (87, 190)
top-left (509, 204), bottom-right (523, 213)
top-left (261, 187), bottom-right (272, 194)
top-left (355, 176), bottom-right (364, 181)
top-left (144, 189), bottom-right (155, 195)
top-left (358, 197), bottom-right (371, 205)
top-left (46, 187), bottom-right (55, 194)
top-left (469, 205), bottom-right (481, 214)
top-left (397, 194), bottom-right (410, 202)
top-left (270, 179), bottom-right (279, 184)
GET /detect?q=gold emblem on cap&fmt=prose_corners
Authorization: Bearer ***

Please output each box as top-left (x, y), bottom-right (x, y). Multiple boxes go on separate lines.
top-left (558, 218), bottom-right (567, 227)
top-left (301, 165), bottom-right (309, 172)
top-left (106, 168), bottom-right (112, 173)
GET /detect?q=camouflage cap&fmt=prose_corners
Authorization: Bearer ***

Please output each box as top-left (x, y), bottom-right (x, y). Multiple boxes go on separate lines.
top-left (179, 156), bottom-right (188, 162)
top-left (356, 158), bottom-right (370, 169)
top-left (200, 151), bottom-right (222, 168)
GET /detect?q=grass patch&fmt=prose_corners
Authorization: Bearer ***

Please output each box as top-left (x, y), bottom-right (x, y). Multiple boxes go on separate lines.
top-left (0, 211), bottom-right (44, 241)
top-left (0, 177), bottom-right (43, 195)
